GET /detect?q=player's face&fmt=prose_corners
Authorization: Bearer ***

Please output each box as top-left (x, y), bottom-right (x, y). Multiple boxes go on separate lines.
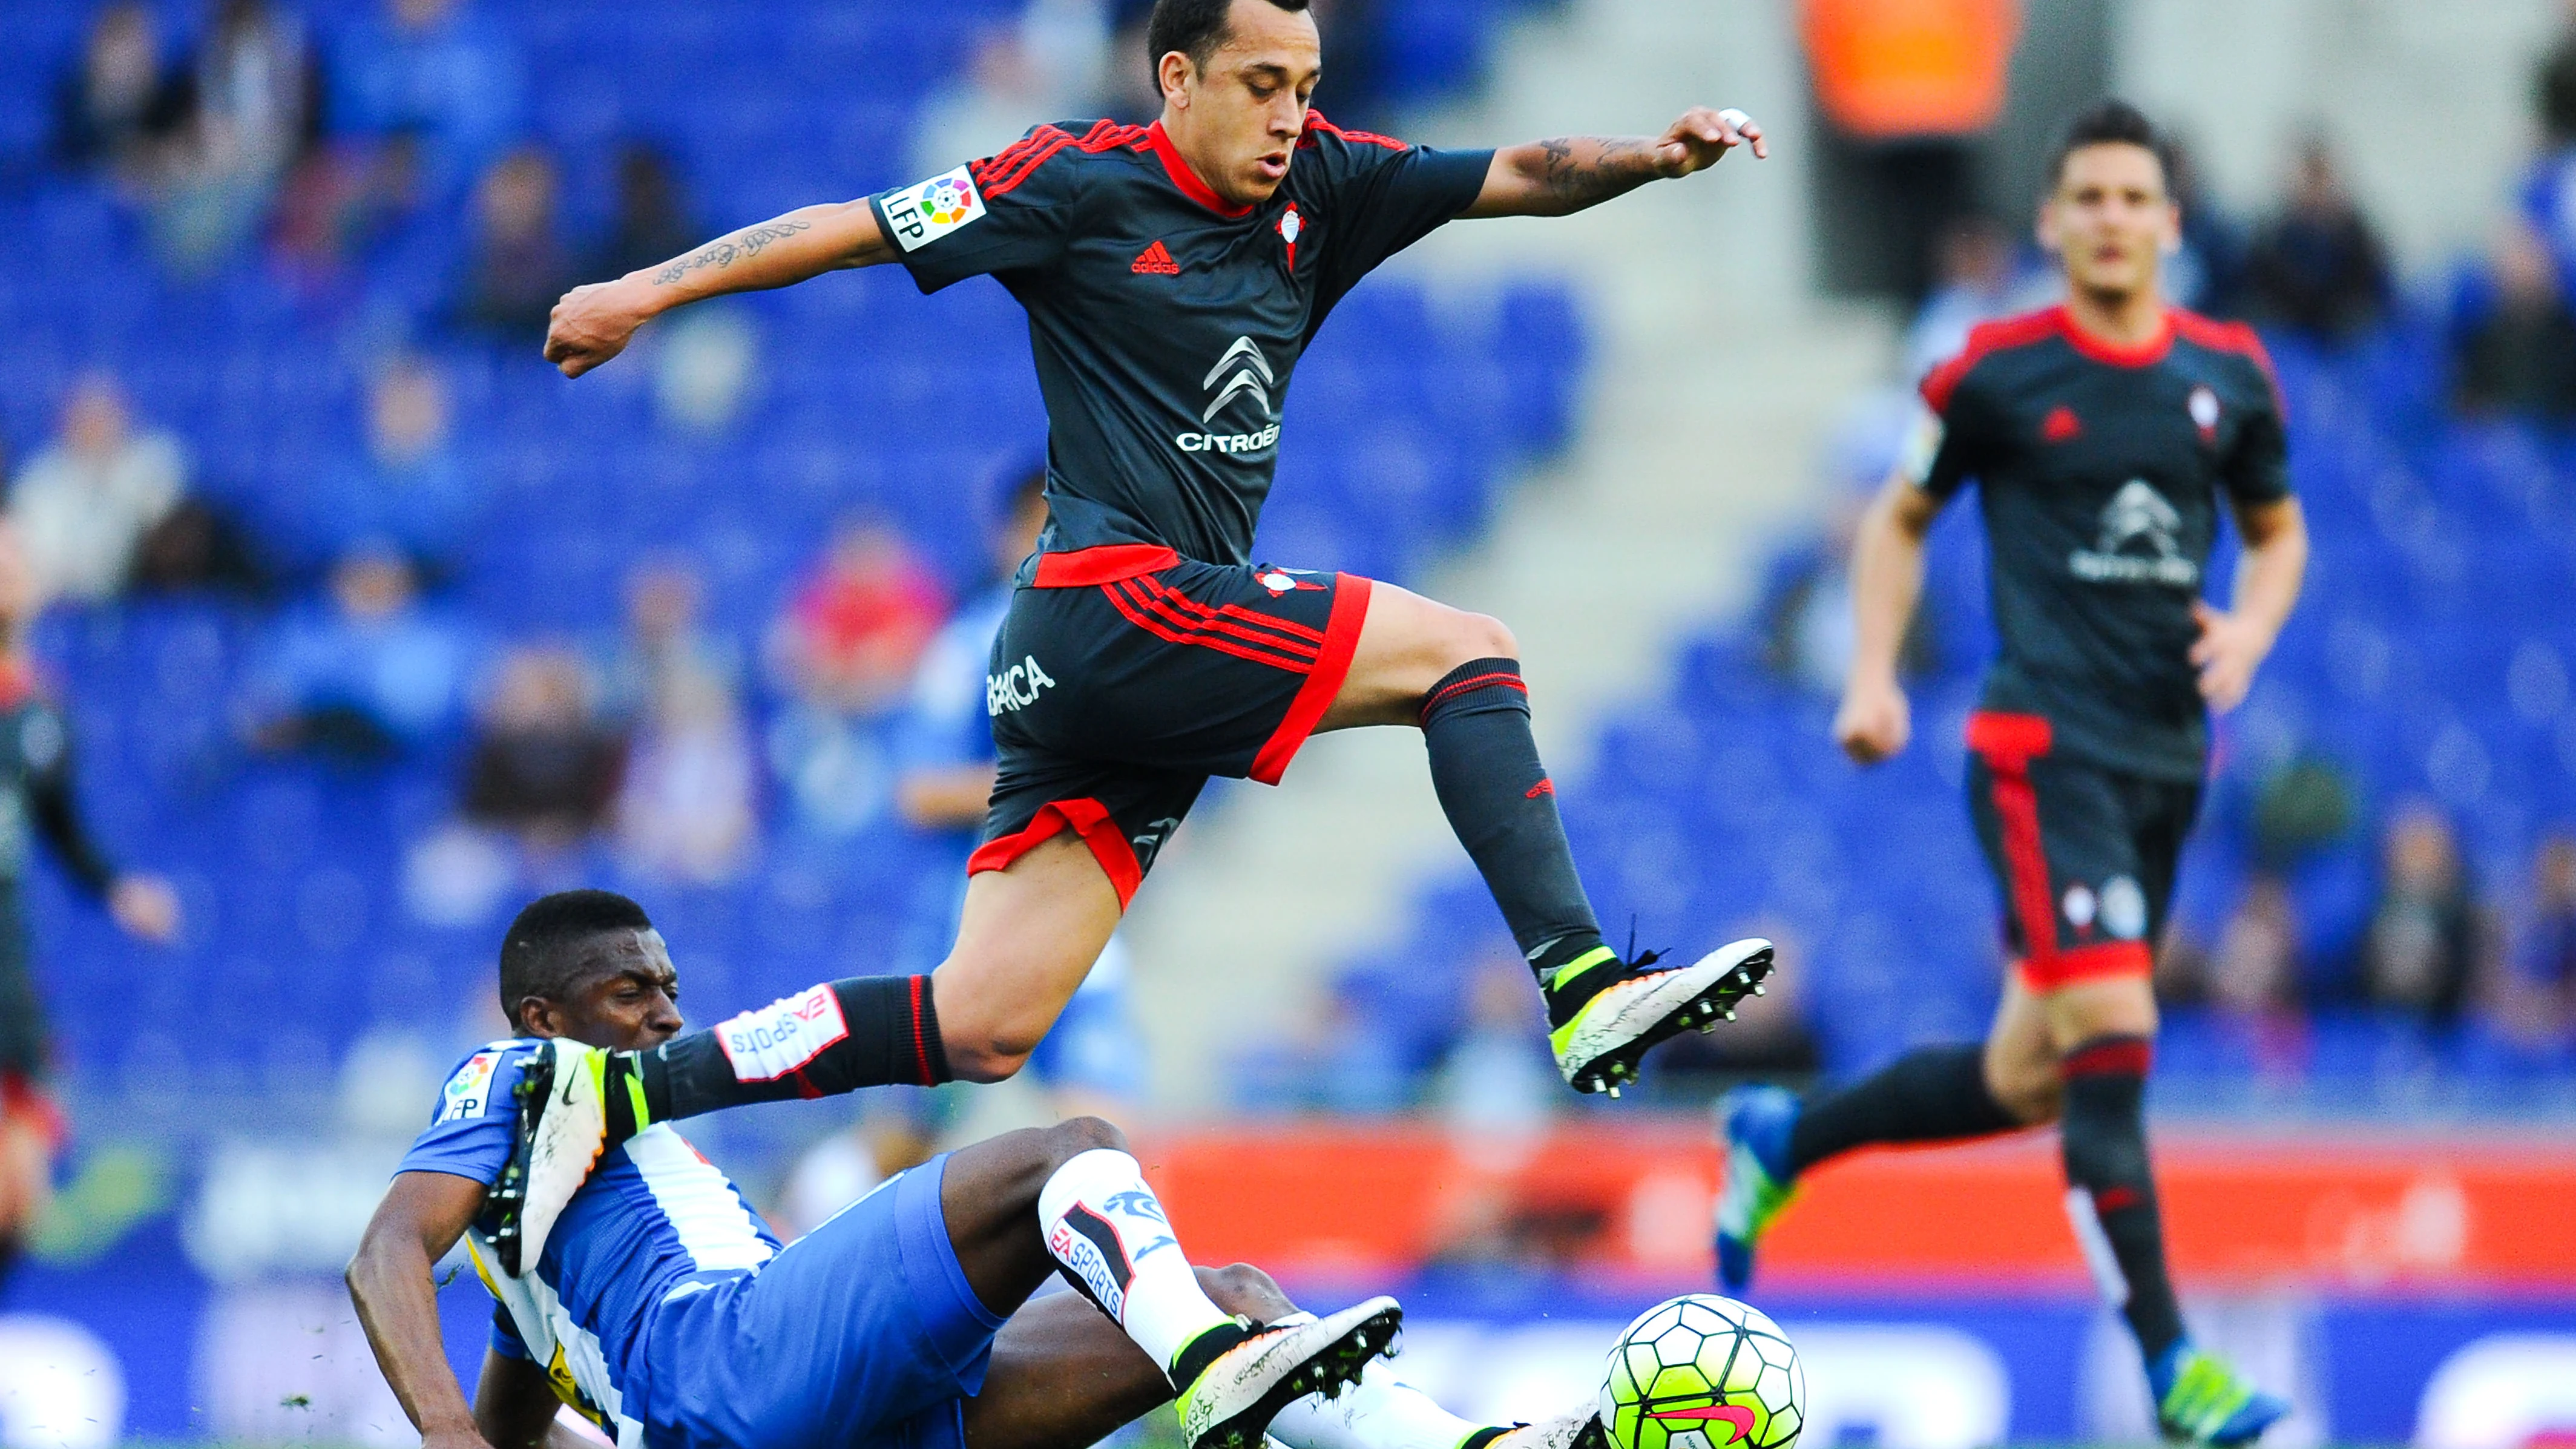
top-left (519, 929), bottom-right (686, 1051)
top-left (1161, 0), bottom-right (1322, 206)
top-left (2039, 143), bottom-right (2178, 303)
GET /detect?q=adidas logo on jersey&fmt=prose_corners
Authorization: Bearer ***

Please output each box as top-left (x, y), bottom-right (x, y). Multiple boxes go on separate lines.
top-left (1132, 240), bottom-right (1180, 275)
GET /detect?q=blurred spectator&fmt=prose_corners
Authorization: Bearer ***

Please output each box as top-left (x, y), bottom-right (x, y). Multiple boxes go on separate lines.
top-left (2359, 805), bottom-right (2485, 1026)
top-left (1431, 953), bottom-right (1557, 1149)
top-left (2209, 876), bottom-right (2304, 1019)
top-left (309, 355), bottom-right (483, 573)
top-left (654, 309), bottom-right (761, 435)
top-left (609, 562), bottom-right (754, 884)
top-left (778, 1110), bottom-right (935, 1240)
top-left (2166, 136), bottom-right (2249, 316)
top-left (913, 0), bottom-right (1115, 176)
top-left (592, 144), bottom-right (697, 283)
top-left (272, 129), bottom-right (429, 282)
top-left (52, 2), bottom-right (188, 178)
top-left (2546, 5), bottom-right (2576, 154)
top-left (2506, 833), bottom-right (2576, 1043)
top-left (8, 374), bottom-right (187, 605)
top-left (1800, 0), bottom-right (2020, 304)
top-left (1901, 214), bottom-right (2032, 384)
top-left (462, 645), bottom-right (625, 856)
top-left (600, 559), bottom-right (741, 727)
top-left (2242, 137), bottom-right (2391, 344)
top-left (1758, 488), bottom-right (1934, 694)
top-left (770, 520), bottom-right (947, 718)
top-left (329, 0), bottom-right (525, 202)
top-left (147, 0), bottom-right (317, 275)
top-left (458, 147), bottom-right (577, 347)
top-left (2453, 223), bottom-right (2576, 422)
top-left (242, 547), bottom-right (470, 758)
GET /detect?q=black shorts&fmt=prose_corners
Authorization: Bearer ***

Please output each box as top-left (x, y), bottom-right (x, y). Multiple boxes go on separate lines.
top-left (1963, 711), bottom-right (2201, 991)
top-left (970, 545), bottom-right (1372, 908)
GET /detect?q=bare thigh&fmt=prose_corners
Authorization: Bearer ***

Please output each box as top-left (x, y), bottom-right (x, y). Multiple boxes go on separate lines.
top-left (1318, 579), bottom-right (1516, 731)
top-left (932, 835), bottom-right (1125, 1083)
top-left (1983, 970), bottom-right (2162, 1125)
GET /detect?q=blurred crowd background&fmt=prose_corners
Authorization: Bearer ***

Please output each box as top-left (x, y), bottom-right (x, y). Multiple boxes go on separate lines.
top-left (0, 1), bottom-right (2572, 1444)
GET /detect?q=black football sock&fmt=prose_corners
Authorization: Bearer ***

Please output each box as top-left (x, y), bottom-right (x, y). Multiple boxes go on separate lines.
top-left (2060, 1035), bottom-right (2186, 1362)
top-left (1786, 1044), bottom-right (2022, 1174)
top-left (1418, 657), bottom-right (1608, 1025)
top-left (637, 974), bottom-right (954, 1121)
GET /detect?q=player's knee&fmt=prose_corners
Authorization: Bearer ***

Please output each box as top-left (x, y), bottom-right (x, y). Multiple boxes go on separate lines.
top-left (1047, 1114), bottom-right (1131, 1163)
top-left (1197, 1261), bottom-right (1283, 1309)
top-left (943, 1038), bottom-right (1033, 1084)
top-left (1985, 1045), bottom-right (2062, 1125)
top-left (1447, 611), bottom-right (1517, 666)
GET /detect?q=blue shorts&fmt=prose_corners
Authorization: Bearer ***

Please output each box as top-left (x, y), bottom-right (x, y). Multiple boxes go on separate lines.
top-left (635, 1152), bottom-right (1007, 1449)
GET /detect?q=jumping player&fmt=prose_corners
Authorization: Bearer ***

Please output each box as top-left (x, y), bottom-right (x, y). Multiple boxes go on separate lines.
top-left (543, 0), bottom-right (1776, 1100)
top-left (1713, 102), bottom-right (2308, 1444)
top-left (347, 889), bottom-right (1604, 1449)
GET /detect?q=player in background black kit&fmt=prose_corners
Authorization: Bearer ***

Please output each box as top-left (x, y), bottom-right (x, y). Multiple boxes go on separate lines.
top-left (0, 522), bottom-right (181, 1293)
top-left (1715, 104), bottom-right (2308, 1445)
top-left (544, 0), bottom-right (1778, 1100)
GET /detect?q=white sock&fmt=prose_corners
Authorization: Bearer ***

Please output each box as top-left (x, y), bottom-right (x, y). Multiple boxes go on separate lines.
top-left (1266, 1333), bottom-right (1488, 1449)
top-left (1037, 1148), bottom-right (1237, 1376)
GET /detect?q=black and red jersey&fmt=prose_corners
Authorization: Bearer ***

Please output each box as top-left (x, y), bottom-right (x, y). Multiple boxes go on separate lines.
top-left (869, 114), bottom-right (1492, 568)
top-left (1907, 304), bottom-right (2292, 781)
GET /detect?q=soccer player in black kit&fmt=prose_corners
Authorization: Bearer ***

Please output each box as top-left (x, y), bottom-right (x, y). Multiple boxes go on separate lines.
top-left (0, 522), bottom-right (180, 1292)
top-left (1715, 104), bottom-right (2308, 1444)
top-left (544, 0), bottom-right (1776, 1100)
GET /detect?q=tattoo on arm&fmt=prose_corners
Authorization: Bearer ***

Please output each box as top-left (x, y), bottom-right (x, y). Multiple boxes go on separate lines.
top-left (653, 219), bottom-right (815, 286)
top-left (1531, 136), bottom-right (1661, 212)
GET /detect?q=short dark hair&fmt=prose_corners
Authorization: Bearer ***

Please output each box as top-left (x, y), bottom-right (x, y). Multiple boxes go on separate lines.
top-left (2049, 99), bottom-right (2172, 189)
top-left (1146, 0), bottom-right (1310, 73)
top-left (498, 890), bottom-right (653, 1027)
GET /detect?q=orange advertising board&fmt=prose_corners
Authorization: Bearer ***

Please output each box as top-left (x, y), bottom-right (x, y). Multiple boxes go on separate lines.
top-left (1131, 1121), bottom-right (2576, 1289)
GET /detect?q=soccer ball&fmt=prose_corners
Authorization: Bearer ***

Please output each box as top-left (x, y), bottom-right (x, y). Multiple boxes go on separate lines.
top-left (1599, 1295), bottom-right (1804, 1449)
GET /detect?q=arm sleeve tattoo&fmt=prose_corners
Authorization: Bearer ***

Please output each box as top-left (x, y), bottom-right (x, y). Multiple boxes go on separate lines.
top-left (651, 218), bottom-right (815, 286)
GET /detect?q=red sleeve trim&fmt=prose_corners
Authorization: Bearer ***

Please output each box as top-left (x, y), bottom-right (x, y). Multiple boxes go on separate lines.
top-left (967, 797), bottom-right (1147, 910)
top-left (1250, 574), bottom-right (1373, 785)
top-left (1918, 307), bottom-right (2062, 414)
top-left (2171, 308), bottom-right (2287, 417)
top-left (1031, 544), bottom-right (1181, 587)
top-left (1298, 109), bottom-right (1409, 151)
top-left (971, 119), bottom-right (1152, 202)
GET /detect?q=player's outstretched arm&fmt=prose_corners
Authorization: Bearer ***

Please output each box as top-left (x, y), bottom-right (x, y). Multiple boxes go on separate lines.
top-left (1464, 106), bottom-right (1766, 219)
top-left (1835, 470), bottom-right (1944, 765)
top-left (347, 1171), bottom-right (501, 1449)
top-left (544, 200), bottom-right (896, 378)
top-left (2192, 495), bottom-right (2308, 713)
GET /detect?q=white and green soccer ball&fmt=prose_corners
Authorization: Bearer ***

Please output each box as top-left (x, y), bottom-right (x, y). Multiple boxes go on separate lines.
top-left (1600, 1295), bottom-right (1804, 1449)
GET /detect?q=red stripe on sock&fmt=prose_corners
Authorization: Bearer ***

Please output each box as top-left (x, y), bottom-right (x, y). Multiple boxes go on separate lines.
top-left (2063, 1036), bottom-right (2154, 1079)
top-left (1419, 671), bottom-right (1526, 721)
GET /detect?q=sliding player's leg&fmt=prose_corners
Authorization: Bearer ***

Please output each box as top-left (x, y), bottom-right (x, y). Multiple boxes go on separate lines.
top-left (1321, 579), bottom-right (1772, 1094)
top-left (942, 1117), bottom-right (1402, 1449)
top-left (964, 1264), bottom-right (1600, 1449)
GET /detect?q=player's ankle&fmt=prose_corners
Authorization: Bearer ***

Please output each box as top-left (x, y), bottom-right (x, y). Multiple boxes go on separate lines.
top-left (1169, 1318), bottom-right (1255, 1388)
top-left (1536, 942), bottom-right (1618, 1027)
